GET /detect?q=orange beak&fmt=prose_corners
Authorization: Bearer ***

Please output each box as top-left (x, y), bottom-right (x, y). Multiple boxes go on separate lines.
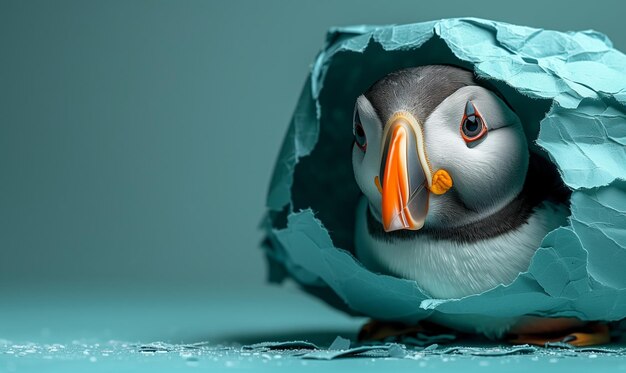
top-left (380, 115), bottom-right (430, 232)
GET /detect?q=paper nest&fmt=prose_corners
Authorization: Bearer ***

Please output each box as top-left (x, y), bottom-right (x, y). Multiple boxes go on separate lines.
top-left (261, 18), bottom-right (626, 323)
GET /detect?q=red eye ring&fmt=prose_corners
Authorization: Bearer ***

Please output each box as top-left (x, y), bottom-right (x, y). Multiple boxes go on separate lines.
top-left (460, 100), bottom-right (488, 143)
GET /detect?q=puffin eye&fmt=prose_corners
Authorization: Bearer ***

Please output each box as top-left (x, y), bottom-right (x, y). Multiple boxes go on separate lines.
top-left (353, 109), bottom-right (367, 151)
top-left (460, 100), bottom-right (487, 143)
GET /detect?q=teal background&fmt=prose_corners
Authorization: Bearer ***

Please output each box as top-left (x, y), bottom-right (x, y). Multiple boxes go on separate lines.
top-left (2, 0), bottom-right (625, 288)
top-left (1, 1), bottom-right (626, 371)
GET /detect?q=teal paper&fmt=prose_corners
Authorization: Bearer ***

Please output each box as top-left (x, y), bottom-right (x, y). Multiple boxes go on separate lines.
top-left (262, 18), bottom-right (626, 323)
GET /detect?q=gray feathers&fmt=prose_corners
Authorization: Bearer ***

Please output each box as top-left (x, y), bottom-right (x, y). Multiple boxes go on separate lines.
top-left (364, 65), bottom-right (475, 126)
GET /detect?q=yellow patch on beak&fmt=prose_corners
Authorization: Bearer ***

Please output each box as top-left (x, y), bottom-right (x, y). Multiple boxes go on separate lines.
top-left (374, 176), bottom-right (383, 194)
top-left (430, 169), bottom-right (453, 195)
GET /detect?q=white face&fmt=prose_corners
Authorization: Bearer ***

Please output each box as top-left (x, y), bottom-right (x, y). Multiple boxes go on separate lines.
top-left (352, 85), bottom-right (529, 229)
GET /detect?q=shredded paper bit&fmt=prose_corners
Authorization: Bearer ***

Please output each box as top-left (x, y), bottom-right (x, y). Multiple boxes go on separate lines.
top-left (4, 338), bottom-right (626, 363)
top-left (262, 18), bottom-right (626, 323)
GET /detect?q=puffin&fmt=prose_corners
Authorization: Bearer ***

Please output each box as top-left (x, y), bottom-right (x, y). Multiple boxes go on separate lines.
top-left (351, 65), bottom-right (609, 346)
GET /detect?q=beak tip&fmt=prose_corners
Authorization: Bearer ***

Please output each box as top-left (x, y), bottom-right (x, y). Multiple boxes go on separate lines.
top-left (382, 215), bottom-right (425, 232)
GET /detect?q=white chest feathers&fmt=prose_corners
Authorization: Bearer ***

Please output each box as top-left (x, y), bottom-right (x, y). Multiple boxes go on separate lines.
top-left (354, 196), bottom-right (569, 300)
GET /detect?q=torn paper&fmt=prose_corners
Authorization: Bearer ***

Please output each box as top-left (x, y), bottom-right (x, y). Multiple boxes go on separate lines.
top-left (262, 18), bottom-right (626, 323)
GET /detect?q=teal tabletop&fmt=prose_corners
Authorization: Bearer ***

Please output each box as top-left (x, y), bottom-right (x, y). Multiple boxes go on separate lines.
top-left (3, 282), bottom-right (626, 372)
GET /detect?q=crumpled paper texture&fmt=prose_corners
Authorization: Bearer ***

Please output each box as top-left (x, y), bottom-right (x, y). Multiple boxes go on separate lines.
top-left (261, 18), bottom-right (626, 323)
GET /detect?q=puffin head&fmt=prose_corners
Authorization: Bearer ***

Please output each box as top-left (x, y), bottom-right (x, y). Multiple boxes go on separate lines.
top-left (352, 65), bottom-right (529, 233)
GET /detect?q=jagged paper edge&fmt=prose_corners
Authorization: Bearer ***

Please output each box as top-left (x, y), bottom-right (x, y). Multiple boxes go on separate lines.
top-left (264, 18), bottom-right (626, 322)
